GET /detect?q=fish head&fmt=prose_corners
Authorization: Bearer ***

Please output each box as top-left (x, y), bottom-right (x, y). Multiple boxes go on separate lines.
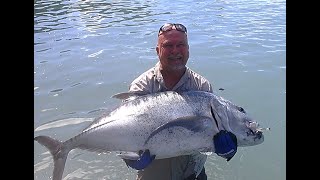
top-left (227, 110), bottom-right (264, 147)
top-left (211, 96), bottom-right (265, 147)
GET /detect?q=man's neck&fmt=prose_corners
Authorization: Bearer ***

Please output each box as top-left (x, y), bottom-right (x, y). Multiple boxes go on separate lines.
top-left (160, 67), bottom-right (186, 90)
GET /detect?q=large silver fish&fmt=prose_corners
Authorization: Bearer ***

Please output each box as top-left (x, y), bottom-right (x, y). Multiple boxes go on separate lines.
top-left (34, 91), bottom-right (266, 180)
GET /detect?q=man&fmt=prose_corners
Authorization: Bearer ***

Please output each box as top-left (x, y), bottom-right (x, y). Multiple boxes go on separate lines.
top-left (122, 23), bottom-right (237, 180)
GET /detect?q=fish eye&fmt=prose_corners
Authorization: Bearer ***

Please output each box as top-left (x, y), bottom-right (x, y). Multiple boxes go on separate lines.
top-left (238, 107), bottom-right (246, 113)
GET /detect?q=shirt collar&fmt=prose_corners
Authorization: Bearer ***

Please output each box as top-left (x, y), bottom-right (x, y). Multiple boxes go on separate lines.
top-left (153, 62), bottom-right (190, 90)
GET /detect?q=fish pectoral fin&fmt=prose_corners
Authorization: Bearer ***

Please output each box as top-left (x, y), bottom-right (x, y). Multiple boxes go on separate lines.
top-left (144, 116), bottom-right (212, 145)
top-left (111, 92), bottom-right (141, 100)
top-left (116, 152), bottom-right (140, 160)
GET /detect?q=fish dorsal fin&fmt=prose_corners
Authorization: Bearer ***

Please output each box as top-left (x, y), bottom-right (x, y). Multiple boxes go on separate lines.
top-left (111, 92), bottom-right (141, 100)
top-left (144, 116), bottom-right (212, 145)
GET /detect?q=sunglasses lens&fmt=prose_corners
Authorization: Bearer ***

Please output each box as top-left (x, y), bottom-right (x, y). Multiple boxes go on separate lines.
top-left (158, 23), bottom-right (187, 36)
top-left (161, 23), bottom-right (173, 32)
top-left (175, 24), bottom-right (187, 33)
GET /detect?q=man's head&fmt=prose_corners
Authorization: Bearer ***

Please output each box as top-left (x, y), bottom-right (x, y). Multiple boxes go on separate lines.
top-left (156, 23), bottom-right (189, 72)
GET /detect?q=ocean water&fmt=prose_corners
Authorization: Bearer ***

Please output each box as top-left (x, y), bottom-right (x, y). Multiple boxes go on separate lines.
top-left (34, 0), bottom-right (286, 179)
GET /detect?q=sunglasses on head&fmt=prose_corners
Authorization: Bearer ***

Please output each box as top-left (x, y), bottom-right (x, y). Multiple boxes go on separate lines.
top-left (158, 23), bottom-right (187, 36)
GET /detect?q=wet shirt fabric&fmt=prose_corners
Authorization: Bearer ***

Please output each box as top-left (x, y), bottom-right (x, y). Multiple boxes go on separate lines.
top-left (129, 62), bottom-right (213, 180)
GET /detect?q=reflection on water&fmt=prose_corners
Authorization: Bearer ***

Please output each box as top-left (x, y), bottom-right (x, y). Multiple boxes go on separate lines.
top-left (34, 117), bottom-right (94, 132)
top-left (34, 0), bottom-right (285, 179)
top-left (34, 0), bottom-right (157, 37)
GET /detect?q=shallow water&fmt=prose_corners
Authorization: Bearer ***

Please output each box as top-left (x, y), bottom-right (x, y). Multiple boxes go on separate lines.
top-left (34, 0), bottom-right (286, 179)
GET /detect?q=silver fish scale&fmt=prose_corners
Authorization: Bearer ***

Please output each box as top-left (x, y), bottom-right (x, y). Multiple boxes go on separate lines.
top-left (34, 90), bottom-right (265, 180)
top-left (70, 92), bottom-right (212, 153)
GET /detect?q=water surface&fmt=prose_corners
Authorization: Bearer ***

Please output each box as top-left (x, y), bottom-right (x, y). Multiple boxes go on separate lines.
top-left (34, 0), bottom-right (286, 179)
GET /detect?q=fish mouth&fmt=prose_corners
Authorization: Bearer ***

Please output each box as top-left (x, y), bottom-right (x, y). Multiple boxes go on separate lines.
top-left (246, 128), bottom-right (262, 137)
top-left (246, 121), bottom-right (269, 141)
top-left (244, 128), bottom-right (264, 145)
top-left (254, 131), bottom-right (263, 141)
top-left (254, 127), bottom-right (270, 140)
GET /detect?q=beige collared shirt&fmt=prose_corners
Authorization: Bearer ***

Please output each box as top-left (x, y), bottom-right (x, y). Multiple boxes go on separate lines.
top-left (129, 62), bottom-right (213, 180)
top-left (130, 62), bottom-right (213, 94)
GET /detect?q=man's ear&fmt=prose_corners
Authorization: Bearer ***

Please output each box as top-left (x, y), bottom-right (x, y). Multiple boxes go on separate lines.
top-left (156, 46), bottom-right (159, 55)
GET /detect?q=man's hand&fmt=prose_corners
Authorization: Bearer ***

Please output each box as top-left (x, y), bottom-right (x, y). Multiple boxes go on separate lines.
top-left (123, 149), bottom-right (156, 170)
top-left (213, 130), bottom-right (237, 161)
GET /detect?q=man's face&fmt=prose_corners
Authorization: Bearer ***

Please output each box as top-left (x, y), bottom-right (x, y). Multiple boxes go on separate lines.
top-left (156, 30), bottom-right (189, 71)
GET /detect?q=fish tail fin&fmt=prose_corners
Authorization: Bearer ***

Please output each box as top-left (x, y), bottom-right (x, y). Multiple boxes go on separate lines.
top-left (35, 135), bottom-right (70, 180)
